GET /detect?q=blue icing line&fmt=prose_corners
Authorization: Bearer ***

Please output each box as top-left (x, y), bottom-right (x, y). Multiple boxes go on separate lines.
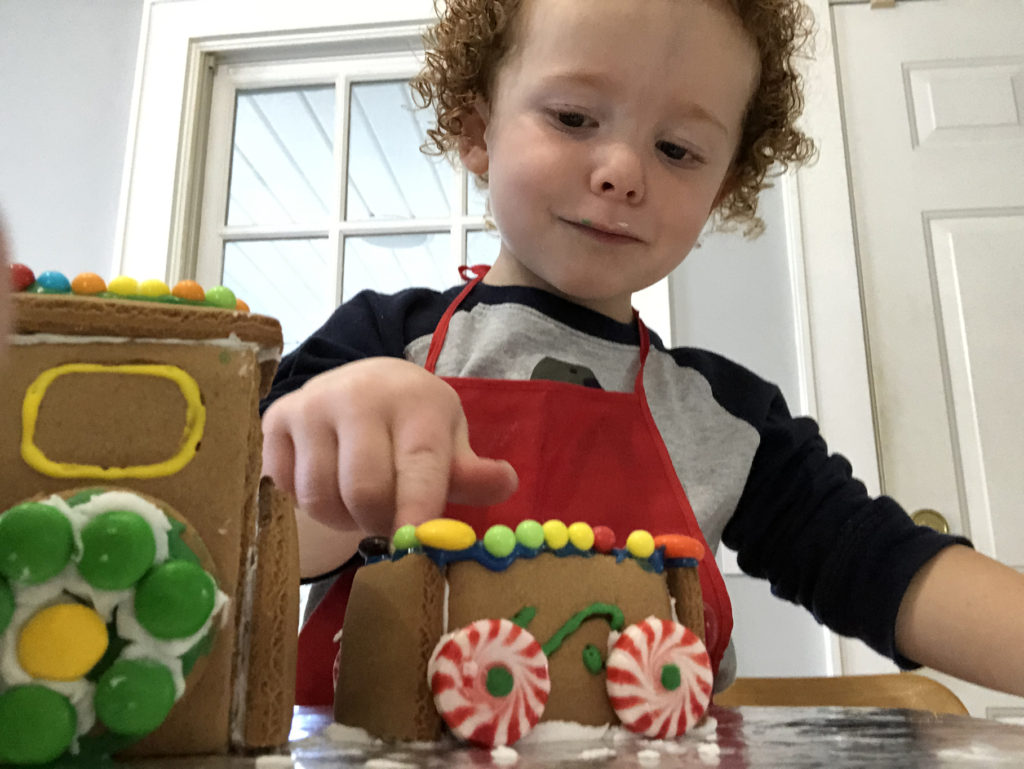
top-left (375, 533), bottom-right (698, 573)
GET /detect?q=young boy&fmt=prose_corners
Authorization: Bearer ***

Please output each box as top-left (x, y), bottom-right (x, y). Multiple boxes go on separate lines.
top-left (261, 0), bottom-right (1024, 706)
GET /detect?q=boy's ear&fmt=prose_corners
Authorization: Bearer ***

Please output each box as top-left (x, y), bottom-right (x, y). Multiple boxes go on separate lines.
top-left (458, 99), bottom-right (491, 176)
top-left (712, 168), bottom-right (737, 211)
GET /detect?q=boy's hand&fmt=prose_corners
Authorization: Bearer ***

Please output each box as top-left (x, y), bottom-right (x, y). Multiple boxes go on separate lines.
top-left (262, 357), bottom-right (518, 538)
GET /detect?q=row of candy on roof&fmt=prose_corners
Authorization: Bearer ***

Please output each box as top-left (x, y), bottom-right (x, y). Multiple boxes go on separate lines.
top-left (358, 517), bottom-right (706, 572)
top-left (9, 263), bottom-right (249, 312)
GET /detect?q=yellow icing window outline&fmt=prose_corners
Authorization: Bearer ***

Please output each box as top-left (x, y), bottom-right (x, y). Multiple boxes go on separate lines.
top-left (21, 363), bottom-right (206, 479)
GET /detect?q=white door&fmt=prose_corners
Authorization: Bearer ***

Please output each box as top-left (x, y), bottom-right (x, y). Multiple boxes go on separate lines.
top-left (833, 0), bottom-right (1024, 719)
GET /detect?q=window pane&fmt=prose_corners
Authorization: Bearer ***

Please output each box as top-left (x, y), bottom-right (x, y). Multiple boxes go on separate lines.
top-left (227, 86), bottom-right (335, 227)
top-left (223, 239), bottom-right (335, 354)
top-left (342, 233), bottom-right (452, 301)
top-left (346, 81), bottom-right (453, 221)
top-left (466, 229), bottom-right (501, 266)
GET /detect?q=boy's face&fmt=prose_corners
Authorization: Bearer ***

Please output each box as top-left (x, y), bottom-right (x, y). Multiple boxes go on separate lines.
top-left (461, 0), bottom-right (759, 322)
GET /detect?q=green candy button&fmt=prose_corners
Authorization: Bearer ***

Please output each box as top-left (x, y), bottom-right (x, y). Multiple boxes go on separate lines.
top-left (77, 510), bottom-right (157, 590)
top-left (483, 524), bottom-right (516, 558)
top-left (0, 685), bottom-right (77, 765)
top-left (392, 524), bottom-right (419, 551)
top-left (0, 577), bottom-right (13, 635)
top-left (134, 560), bottom-right (216, 639)
top-left (95, 658), bottom-right (176, 736)
top-left (0, 503), bottom-right (74, 584)
top-left (204, 285), bottom-right (236, 309)
top-left (515, 519), bottom-right (545, 550)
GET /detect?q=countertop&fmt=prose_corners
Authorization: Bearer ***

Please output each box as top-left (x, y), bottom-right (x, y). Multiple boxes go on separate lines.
top-left (125, 705), bottom-right (1024, 768)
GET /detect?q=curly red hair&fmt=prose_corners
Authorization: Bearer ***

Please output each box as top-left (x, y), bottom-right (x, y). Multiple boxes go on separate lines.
top-left (410, 0), bottom-right (816, 236)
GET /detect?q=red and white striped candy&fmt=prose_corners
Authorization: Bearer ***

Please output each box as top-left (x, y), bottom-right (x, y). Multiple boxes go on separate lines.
top-left (606, 617), bottom-right (712, 738)
top-left (428, 618), bottom-right (550, 747)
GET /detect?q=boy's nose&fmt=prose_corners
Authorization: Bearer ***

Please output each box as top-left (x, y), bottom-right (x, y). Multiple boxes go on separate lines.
top-left (590, 144), bottom-right (645, 204)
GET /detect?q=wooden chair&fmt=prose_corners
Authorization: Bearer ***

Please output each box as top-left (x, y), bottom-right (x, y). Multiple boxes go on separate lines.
top-left (714, 673), bottom-right (969, 716)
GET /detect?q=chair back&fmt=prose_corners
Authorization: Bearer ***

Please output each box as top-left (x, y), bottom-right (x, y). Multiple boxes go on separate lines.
top-left (714, 673), bottom-right (969, 716)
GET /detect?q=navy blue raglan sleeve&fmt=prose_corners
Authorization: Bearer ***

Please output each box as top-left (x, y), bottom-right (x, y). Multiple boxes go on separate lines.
top-left (260, 287), bottom-right (453, 414)
top-left (720, 385), bottom-right (970, 669)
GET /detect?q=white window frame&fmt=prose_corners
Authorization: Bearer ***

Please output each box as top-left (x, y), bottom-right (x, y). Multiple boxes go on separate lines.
top-left (117, 0), bottom-right (437, 282)
top-left (197, 53), bottom-right (487, 303)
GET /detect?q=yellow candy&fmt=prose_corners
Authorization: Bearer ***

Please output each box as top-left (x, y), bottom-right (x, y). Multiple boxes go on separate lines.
top-left (626, 529), bottom-right (656, 559)
top-left (415, 518), bottom-right (477, 551)
top-left (18, 604), bottom-right (108, 681)
top-left (542, 519), bottom-right (569, 550)
top-left (567, 522), bottom-right (595, 551)
top-left (139, 278), bottom-right (171, 298)
top-left (107, 275), bottom-right (138, 296)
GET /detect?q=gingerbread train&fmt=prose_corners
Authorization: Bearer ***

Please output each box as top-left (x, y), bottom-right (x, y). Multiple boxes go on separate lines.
top-left (334, 518), bottom-right (713, 747)
top-left (0, 265), bottom-right (298, 765)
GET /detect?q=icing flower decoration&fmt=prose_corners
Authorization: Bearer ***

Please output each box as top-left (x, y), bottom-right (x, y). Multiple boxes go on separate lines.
top-left (0, 489), bottom-right (227, 766)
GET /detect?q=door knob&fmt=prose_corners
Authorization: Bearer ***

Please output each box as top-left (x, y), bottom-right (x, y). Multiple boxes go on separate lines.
top-left (910, 509), bottom-right (949, 534)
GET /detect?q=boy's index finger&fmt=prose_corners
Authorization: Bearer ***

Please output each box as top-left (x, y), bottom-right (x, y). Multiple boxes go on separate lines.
top-left (391, 415), bottom-right (456, 533)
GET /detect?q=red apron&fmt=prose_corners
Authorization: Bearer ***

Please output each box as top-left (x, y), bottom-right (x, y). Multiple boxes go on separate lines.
top-left (295, 266), bottom-right (733, 706)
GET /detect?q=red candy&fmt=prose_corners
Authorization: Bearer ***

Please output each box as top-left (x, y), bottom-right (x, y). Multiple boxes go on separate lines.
top-left (592, 525), bottom-right (616, 554)
top-left (10, 263), bottom-right (34, 292)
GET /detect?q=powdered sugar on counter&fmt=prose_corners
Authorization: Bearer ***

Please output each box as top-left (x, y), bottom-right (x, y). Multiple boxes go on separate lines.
top-left (579, 746), bottom-right (617, 760)
top-left (255, 757), bottom-right (295, 768)
top-left (490, 745), bottom-right (519, 764)
top-left (697, 741), bottom-right (722, 764)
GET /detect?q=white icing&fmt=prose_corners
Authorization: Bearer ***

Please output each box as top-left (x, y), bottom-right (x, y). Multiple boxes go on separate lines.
top-left (324, 722), bottom-right (380, 745)
top-left (697, 742), bottom-right (722, 764)
top-left (66, 491), bottom-right (172, 565)
top-left (516, 721), bottom-right (612, 744)
top-left (116, 586), bottom-right (229, 666)
top-left (579, 746), bottom-right (616, 760)
top-left (491, 745), bottom-right (519, 764)
top-left (229, 491), bottom-right (263, 746)
top-left (638, 748), bottom-right (662, 764)
top-left (11, 331), bottom-right (281, 364)
top-left (255, 756), bottom-right (295, 768)
top-left (364, 760), bottom-right (416, 769)
top-left (442, 577), bottom-right (450, 633)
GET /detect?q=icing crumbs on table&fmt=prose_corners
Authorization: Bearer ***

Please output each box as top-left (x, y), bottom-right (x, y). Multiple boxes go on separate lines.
top-left (490, 745), bottom-right (519, 765)
top-left (254, 756), bottom-right (295, 768)
top-left (579, 746), bottom-right (617, 761)
top-left (637, 748), bottom-right (662, 764)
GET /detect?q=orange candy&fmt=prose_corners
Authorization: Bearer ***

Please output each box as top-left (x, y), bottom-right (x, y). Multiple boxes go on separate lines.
top-left (172, 280), bottom-right (205, 302)
top-left (71, 273), bottom-right (106, 295)
top-left (235, 298), bottom-right (250, 312)
top-left (653, 534), bottom-right (705, 561)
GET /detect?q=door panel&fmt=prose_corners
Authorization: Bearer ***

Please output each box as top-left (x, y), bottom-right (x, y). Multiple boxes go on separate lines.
top-left (833, 0), bottom-right (1024, 717)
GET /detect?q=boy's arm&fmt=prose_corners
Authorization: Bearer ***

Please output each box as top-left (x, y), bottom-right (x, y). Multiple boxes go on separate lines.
top-left (895, 544), bottom-right (1024, 698)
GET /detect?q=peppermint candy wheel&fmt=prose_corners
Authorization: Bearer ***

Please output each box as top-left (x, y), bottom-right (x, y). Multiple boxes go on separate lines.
top-left (428, 618), bottom-right (550, 747)
top-left (606, 617), bottom-right (712, 738)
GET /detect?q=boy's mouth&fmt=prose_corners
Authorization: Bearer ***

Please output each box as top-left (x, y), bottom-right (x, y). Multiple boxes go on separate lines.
top-left (564, 218), bottom-right (643, 244)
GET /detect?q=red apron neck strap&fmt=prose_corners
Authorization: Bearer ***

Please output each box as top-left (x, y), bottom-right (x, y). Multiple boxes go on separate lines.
top-left (425, 265), bottom-right (490, 373)
top-left (427, 265), bottom-right (651, 393)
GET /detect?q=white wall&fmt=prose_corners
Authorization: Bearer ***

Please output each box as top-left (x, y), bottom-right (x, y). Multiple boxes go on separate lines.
top-left (0, 0), bottom-right (142, 277)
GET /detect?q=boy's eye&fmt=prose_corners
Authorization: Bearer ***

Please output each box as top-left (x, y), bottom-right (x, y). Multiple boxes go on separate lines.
top-left (657, 140), bottom-right (690, 161)
top-left (557, 111), bottom-right (589, 128)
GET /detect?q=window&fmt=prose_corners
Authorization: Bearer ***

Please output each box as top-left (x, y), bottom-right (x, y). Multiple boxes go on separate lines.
top-left (198, 55), bottom-right (501, 352)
